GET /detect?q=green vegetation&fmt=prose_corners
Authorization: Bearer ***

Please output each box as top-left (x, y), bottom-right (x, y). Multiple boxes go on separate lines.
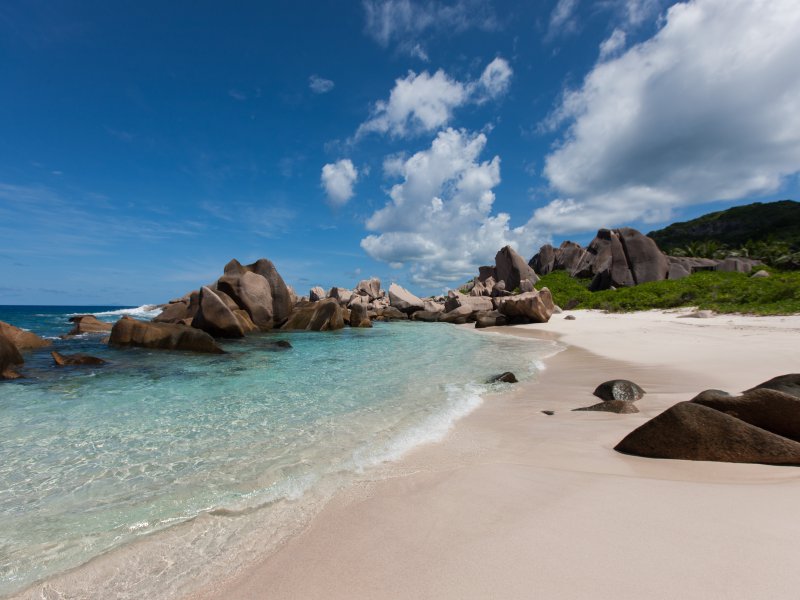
top-left (538, 270), bottom-right (800, 315)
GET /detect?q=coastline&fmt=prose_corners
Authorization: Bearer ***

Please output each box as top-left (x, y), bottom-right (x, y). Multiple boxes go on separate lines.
top-left (197, 309), bottom-right (800, 600)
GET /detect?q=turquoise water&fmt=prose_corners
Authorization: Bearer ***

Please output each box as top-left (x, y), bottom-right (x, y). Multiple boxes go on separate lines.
top-left (0, 306), bottom-right (557, 598)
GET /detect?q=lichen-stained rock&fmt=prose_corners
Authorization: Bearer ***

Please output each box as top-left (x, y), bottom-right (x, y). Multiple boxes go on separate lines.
top-left (109, 316), bottom-right (224, 353)
top-left (191, 286), bottom-right (245, 338)
top-left (388, 283), bottom-right (424, 315)
top-left (496, 288), bottom-right (555, 323)
top-left (495, 245), bottom-right (539, 290)
top-left (0, 320), bottom-right (51, 349)
top-left (282, 298), bottom-right (346, 332)
top-left (615, 402), bottom-right (800, 465)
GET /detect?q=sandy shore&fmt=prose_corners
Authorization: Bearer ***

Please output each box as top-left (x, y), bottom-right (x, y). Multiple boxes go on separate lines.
top-left (198, 309), bottom-right (800, 600)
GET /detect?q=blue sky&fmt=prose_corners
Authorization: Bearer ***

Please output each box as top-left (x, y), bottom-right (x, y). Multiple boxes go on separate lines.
top-left (1, 0), bottom-right (799, 304)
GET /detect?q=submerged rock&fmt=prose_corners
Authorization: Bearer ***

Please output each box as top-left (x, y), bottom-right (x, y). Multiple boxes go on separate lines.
top-left (615, 402), bottom-right (800, 465)
top-left (66, 315), bottom-right (112, 336)
top-left (593, 380), bottom-right (645, 402)
top-left (109, 316), bottom-right (224, 354)
top-left (51, 351), bottom-right (107, 366)
top-left (488, 372), bottom-right (518, 384)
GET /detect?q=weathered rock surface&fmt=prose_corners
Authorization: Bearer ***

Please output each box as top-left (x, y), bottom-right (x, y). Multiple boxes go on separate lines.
top-left (496, 288), bottom-right (555, 323)
top-left (153, 301), bottom-right (190, 324)
top-left (192, 286), bottom-right (245, 338)
top-left (444, 294), bottom-right (493, 314)
top-left (309, 286), bottom-right (326, 302)
top-left (751, 269), bottom-right (770, 278)
top-left (375, 306), bottom-right (408, 321)
top-left (488, 372), bottom-right (518, 384)
top-left (615, 402), bottom-right (800, 465)
top-left (0, 320), bottom-right (51, 349)
top-left (411, 310), bottom-right (440, 322)
top-left (217, 271), bottom-right (274, 330)
top-left (593, 379), bottom-right (646, 402)
top-left (617, 227), bottom-right (670, 285)
top-left (388, 283), bottom-right (424, 314)
top-left (349, 302), bottom-right (372, 328)
top-left (474, 310), bottom-right (507, 329)
top-left (224, 258), bottom-right (293, 326)
top-left (282, 299), bottom-right (346, 332)
top-left (744, 374), bottom-right (800, 399)
top-left (51, 351), bottom-right (107, 366)
top-left (355, 277), bottom-right (382, 300)
top-left (495, 245), bottom-right (538, 291)
top-left (529, 244), bottom-right (556, 275)
top-left (715, 257), bottom-right (758, 273)
top-left (0, 333), bottom-right (24, 379)
top-left (328, 287), bottom-right (353, 305)
top-left (574, 400), bottom-right (639, 414)
top-left (109, 317), bottom-right (224, 353)
top-left (691, 388), bottom-right (800, 442)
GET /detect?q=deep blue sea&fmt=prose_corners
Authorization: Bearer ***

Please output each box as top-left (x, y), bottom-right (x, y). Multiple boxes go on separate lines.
top-left (0, 305), bottom-right (558, 598)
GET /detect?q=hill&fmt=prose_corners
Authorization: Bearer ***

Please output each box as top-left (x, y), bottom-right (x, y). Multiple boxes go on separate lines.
top-left (647, 200), bottom-right (800, 251)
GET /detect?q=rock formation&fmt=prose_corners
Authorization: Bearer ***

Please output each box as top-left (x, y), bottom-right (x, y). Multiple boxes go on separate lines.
top-left (0, 332), bottom-right (24, 379)
top-left (744, 373), bottom-right (800, 399)
top-left (66, 315), bottom-right (112, 336)
top-left (109, 316), bottom-right (224, 353)
top-left (51, 351), bottom-right (107, 366)
top-left (0, 320), bottom-right (51, 349)
top-left (496, 289), bottom-right (555, 323)
top-left (388, 283), bottom-right (424, 315)
top-left (593, 380), bottom-right (646, 402)
top-left (192, 286), bottom-right (247, 338)
top-left (574, 400), bottom-right (639, 414)
top-left (281, 299), bottom-right (346, 331)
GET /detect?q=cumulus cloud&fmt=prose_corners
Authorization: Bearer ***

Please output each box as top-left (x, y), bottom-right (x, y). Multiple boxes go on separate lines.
top-left (321, 159), bottom-right (359, 206)
top-left (535, 0), bottom-right (800, 233)
top-left (309, 75), bottom-right (334, 94)
top-left (362, 0), bottom-right (497, 58)
top-left (598, 28), bottom-right (626, 60)
top-left (356, 58), bottom-right (512, 139)
top-left (361, 128), bottom-right (541, 286)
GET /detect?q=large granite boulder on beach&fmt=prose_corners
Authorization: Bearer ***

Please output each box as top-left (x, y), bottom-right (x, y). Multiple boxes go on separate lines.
top-left (217, 271), bottom-right (274, 330)
top-left (617, 228), bottom-right (670, 285)
top-left (375, 306), bottom-right (408, 321)
top-left (66, 315), bottom-right (113, 336)
top-left (51, 351), bottom-right (107, 366)
top-left (593, 379), bottom-right (646, 402)
top-left (439, 305), bottom-right (475, 324)
top-left (388, 283), bottom-right (424, 315)
top-left (0, 333), bottom-right (24, 379)
top-left (443, 294), bottom-right (493, 314)
top-left (691, 388), bottom-right (800, 442)
top-left (192, 286), bottom-right (246, 338)
top-left (554, 241), bottom-right (586, 272)
top-left (495, 245), bottom-right (539, 291)
top-left (282, 299), bottom-right (346, 331)
top-left (224, 258), bottom-right (293, 326)
top-left (496, 288), bottom-right (555, 323)
top-left (411, 310), bottom-right (441, 322)
top-left (474, 310), bottom-right (507, 328)
top-left (355, 277), bottom-right (382, 300)
top-left (744, 374), bottom-right (800, 399)
top-left (615, 402), bottom-right (800, 465)
top-left (0, 320), bottom-right (51, 350)
top-left (574, 400), bottom-right (639, 414)
top-left (109, 317), bottom-right (224, 353)
top-left (349, 302), bottom-right (372, 328)
top-left (529, 244), bottom-right (556, 275)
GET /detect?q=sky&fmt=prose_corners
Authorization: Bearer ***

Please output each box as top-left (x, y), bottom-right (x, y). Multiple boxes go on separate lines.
top-left (1, 0), bottom-right (799, 305)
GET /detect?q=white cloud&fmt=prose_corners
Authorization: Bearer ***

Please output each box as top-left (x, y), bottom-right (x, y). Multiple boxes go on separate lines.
top-left (598, 28), bottom-right (626, 60)
top-left (361, 128), bottom-right (542, 286)
top-left (309, 75), bottom-right (334, 94)
top-left (535, 0), bottom-right (800, 233)
top-left (548, 0), bottom-right (580, 38)
top-left (362, 0), bottom-right (497, 58)
top-left (321, 159), bottom-right (359, 206)
top-left (356, 58), bottom-right (512, 139)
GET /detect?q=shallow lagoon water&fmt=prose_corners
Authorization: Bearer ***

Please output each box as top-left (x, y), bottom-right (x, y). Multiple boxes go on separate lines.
top-left (0, 306), bottom-right (559, 597)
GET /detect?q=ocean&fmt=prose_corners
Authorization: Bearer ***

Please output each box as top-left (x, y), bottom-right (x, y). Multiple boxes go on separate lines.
top-left (0, 305), bottom-right (559, 598)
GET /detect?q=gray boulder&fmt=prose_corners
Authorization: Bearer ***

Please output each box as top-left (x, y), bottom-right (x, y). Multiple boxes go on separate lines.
top-left (593, 379), bottom-right (646, 402)
top-left (444, 294), bottom-right (493, 314)
top-left (529, 244), bottom-right (555, 275)
top-left (495, 245), bottom-right (539, 291)
top-left (617, 227), bottom-right (669, 284)
top-left (388, 283), bottom-right (424, 314)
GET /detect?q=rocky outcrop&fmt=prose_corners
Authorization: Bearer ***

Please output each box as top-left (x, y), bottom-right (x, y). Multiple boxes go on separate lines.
top-left (375, 306), bottom-right (408, 321)
top-left (443, 294), bottom-right (493, 314)
top-left (714, 257), bottom-right (760, 273)
top-left (328, 287), bottom-right (353, 306)
top-left (691, 388), bottom-right (800, 442)
top-left (109, 317), bottom-right (224, 353)
top-left (529, 241), bottom-right (585, 276)
top-left (282, 299), bottom-right (346, 332)
top-left (51, 351), bottom-right (107, 366)
top-left (615, 402), bottom-right (800, 465)
top-left (574, 400), bottom-right (639, 414)
top-left (488, 372), bottom-right (518, 384)
top-left (217, 271), bottom-right (274, 330)
top-left (411, 310), bottom-right (441, 322)
top-left (495, 245), bottom-right (539, 291)
top-left (153, 301), bottom-right (190, 324)
top-left (474, 310), bottom-right (507, 328)
top-left (745, 374), bottom-right (800, 399)
top-left (192, 286), bottom-right (246, 338)
top-left (0, 333), bottom-right (24, 379)
top-left (309, 286), bottom-right (326, 302)
top-left (66, 315), bottom-right (113, 336)
top-left (529, 244), bottom-right (556, 275)
top-left (0, 320), bottom-right (51, 349)
top-left (355, 277), bottom-right (382, 300)
top-left (223, 258), bottom-right (293, 326)
top-left (496, 288), bottom-right (555, 323)
top-left (593, 380), bottom-right (646, 402)
top-left (388, 283), bottom-right (424, 315)
top-left (349, 302), bottom-right (372, 328)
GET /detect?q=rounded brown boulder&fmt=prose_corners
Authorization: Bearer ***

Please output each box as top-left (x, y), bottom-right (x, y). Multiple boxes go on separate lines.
top-left (0, 320), bottom-right (51, 350)
top-left (0, 333), bottom-right (24, 379)
top-left (109, 316), bottom-right (224, 353)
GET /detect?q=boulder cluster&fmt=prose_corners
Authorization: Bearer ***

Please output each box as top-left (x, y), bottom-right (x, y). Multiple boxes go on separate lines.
top-left (616, 374), bottom-right (800, 466)
top-left (530, 227), bottom-right (763, 291)
top-left (0, 321), bottom-right (51, 379)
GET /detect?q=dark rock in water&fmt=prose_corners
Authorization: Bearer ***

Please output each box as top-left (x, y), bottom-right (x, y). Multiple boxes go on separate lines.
top-left (614, 402), bottom-right (800, 466)
top-left (281, 299), bottom-right (346, 331)
top-left (542, 410), bottom-right (555, 416)
top-left (692, 387), bottom-right (800, 442)
top-left (495, 245), bottom-right (539, 290)
top-left (109, 316), bottom-right (224, 354)
top-left (0, 332), bottom-right (24, 379)
top-left (488, 372), bottom-right (518, 384)
top-left (475, 310), bottom-right (507, 328)
top-left (66, 315), bottom-right (113, 336)
top-left (574, 400), bottom-right (639, 414)
top-left (224, 258), bottom-right (293, 327)
top-left (274, 340), bottom-right (292, 348)
top-left (0, 320), bottom-right (51, 349)
top-left (51, 351), bottom-right (107, 366)
top-left (411, 310), bottom-right (440, 322)
top-left (153, 301), bottom-right (190, 324)
top-left (564, 315), bottom-right (576, 320)
top-left (262, 340), bottom-right (292, 350)
top-left (593, 379), bottom-right (645, 402)
top-left (192, 286), bottom-right (245, 338)
top-left (744, 374), bottom-right (800, 400)
top-left (349, 302), bottom-right (372, 328)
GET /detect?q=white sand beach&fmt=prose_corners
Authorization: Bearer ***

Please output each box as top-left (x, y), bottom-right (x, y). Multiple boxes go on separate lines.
top-left (198, 309), bottom-right (800, 600)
